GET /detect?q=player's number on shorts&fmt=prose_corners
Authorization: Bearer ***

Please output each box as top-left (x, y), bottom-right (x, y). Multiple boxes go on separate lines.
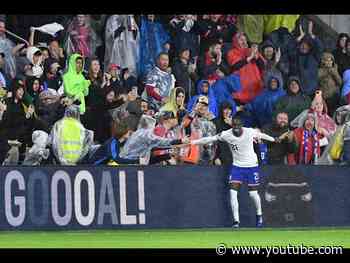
top-left (254, 172), bottom-right (259, 182)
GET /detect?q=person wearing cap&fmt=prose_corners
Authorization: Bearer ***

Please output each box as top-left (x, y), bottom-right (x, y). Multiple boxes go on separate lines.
top-left (182, 94), bottom-right (217, 164)
top-left (150, 111), bottom-right (179, 165)
top-left (187, 80), bottom-right (218, 117)
top-left (107, 63), bottom-right (123, 90)
top-left (194, 95), bottom-right (216, 121)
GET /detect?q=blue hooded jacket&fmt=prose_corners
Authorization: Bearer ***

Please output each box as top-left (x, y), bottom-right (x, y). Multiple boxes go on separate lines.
top-left (138, 17), bottom-right (170, 78)
top-left (342, 69), bottom-right (350, 98)
top-left (187, 80), bottom-right (218, 117)
top-left (211, 74), bottom-right (241, 116)
top-left (288, 35), bottom-right (323, 95)
top-left (244, 74), bottom-right (286, 128)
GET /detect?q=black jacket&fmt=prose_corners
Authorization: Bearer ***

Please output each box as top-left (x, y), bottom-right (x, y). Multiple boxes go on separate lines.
top-left (262, 123), bottom-right (297, 164)
top-left (172, 59), bottom-right (197, 101)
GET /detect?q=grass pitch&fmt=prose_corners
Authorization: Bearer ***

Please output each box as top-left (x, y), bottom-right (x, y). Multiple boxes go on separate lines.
top-left (0, 227), bottom-right (349, 248)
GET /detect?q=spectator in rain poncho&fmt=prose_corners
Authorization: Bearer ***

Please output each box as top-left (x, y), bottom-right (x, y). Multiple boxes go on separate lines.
top-left (187, 80), bottom-right (218, 117)
top-left (119, 115), bottom-right (186, 164)
top-left (23, 130), bottom-right (50, 165)
top-left (260, 40), bottom-right (286, 86)
top-left (288, 112), bottom-right (324, 165)
top-left (318, 105), bottom-right (350, 165)
top-left (341, 69), bottom-right (350, 105)
top-left (36, 89), bottom-right (64, 128)
top-left (26, 46), bottom-right (44, 78)
top-left (50, 104), bottom-right (93, 165)
top-left (288, 21), bottom-right (323, 96)
top-left (138, 15), bottom-right (170, 78)
top-left (63, 53), bottom-right (91, 114)
top-left (226, 32), bottom-right (265, 104)
top-left (159, 86), bottom-right (187, 123)
top-left (210, 74), bottom-right (241, 116)
top-left (236, 15), bottom-right (264, 44)
top-left (64, 15), bottom-right (100, 58)
top-left (263, 15), bottom-right (299, 36)
top-left (318, 52), bottom-right (342, 116)
top-left (242, 74), bottom-right (286, 128)
top-left (104, 15), bottom-right (139, 77)
top-left (274, 76), bottom-right (311, 124)
top-left (0, 18), bottom-right (17, 79)
top-left (142, 52), bottom-right (175, 112)
top-left (291, 90), bottom-right (337, 138)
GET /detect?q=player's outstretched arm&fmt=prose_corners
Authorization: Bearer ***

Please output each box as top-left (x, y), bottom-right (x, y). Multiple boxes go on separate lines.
top-left (256, 131), bottom-right (276, 142)
top-left (191, 135), bottom-right (219, 145)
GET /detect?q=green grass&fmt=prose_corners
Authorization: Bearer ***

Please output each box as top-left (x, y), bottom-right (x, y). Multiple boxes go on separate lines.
top-left (0, 227), bottom-right (349, 248)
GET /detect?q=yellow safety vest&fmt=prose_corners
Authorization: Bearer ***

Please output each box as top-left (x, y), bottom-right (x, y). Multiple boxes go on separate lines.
top-left (58, 118), bottom-right (84, 165)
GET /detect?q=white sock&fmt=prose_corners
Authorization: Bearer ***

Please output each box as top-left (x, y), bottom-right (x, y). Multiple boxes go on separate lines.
top-left (230, 189), bottom-right (239, 223)
top-left (249, 190), bottom-right (262, 216)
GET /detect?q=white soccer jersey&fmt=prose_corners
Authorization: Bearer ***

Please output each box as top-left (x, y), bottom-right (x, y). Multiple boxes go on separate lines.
top-left (192, 128), bottom-right (275, 168)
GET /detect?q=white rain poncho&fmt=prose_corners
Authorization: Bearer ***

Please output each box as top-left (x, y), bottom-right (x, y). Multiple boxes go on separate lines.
top-left (119, 115), bottom-right (178, 162)
top-left (50, 105), bottom-right (94, 165)
top-left (104, 15), bottom-right (140, 77)
top-left (64, 15), bottom-right (101, 58)
top-left (317, 105), bottom-right (350, 165)
top-left (23, 130), bottom-right (50, 165)
top-left (26, 46), bottom-right (44, 78)
top-left (0, 35), bottom-right (16, 78)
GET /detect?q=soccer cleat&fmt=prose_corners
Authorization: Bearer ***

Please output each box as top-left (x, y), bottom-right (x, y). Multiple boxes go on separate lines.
top-left (256, 215), bottom-right (263, 228)
top-left (232, 221), bottom-right (240, 228)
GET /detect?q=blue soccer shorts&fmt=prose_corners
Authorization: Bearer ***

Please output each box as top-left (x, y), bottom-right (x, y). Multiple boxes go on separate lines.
top-left (228, 165), bottom-right (260, 186)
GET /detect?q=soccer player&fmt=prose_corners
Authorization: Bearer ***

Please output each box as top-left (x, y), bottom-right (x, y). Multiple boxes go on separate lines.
top-left (191, 116), bottom-right (278, 228)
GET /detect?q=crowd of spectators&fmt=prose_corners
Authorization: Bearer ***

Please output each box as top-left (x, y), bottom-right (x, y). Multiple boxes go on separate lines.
top-left (0, 14), bottom-right (349, 166)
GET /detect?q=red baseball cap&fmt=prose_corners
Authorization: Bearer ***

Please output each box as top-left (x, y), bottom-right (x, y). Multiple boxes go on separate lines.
top-left (109, 64), bottom-right (120, 70)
